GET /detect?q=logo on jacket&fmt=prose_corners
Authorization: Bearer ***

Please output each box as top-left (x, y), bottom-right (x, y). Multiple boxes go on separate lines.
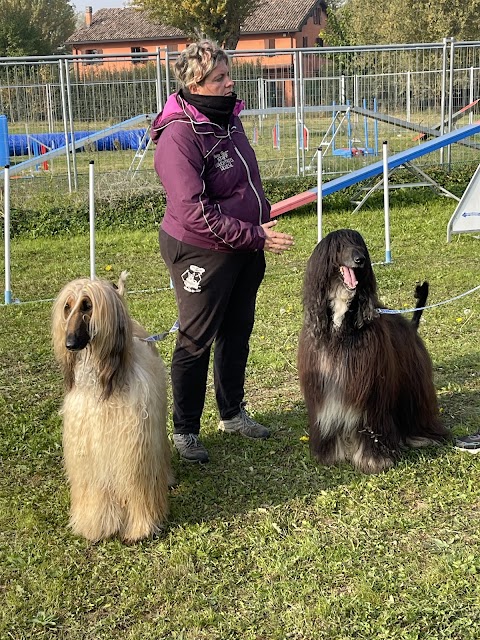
top-left (214, 150), bottom-right (234, 171)
top-left (181, 265), bottom-right (205, 293)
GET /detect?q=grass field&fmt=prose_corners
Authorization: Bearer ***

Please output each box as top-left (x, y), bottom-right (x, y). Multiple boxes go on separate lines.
top-left (1, 187), bottom-right (480, 639)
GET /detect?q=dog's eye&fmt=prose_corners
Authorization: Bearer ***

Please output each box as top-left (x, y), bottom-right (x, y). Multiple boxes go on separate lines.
top-left (81, 299), bottom-right (92, 313)
top-left (63, 303), bottom-right (71, 317)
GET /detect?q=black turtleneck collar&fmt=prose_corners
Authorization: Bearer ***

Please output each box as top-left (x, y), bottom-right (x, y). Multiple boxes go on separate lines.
top-left (181, 88), bottom-right (237, 129)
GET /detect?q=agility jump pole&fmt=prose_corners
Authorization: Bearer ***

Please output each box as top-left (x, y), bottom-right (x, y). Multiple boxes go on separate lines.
top-left (4, 165), bottom-right (12, 304)
top-left (317, 147), bottom-right (323, 243)
top-left (89, 161), bottom-right (96, 280)
top-left (1, 114), bottom-right (12, 304)
top-left (382, 141), bottom-right (392, 264)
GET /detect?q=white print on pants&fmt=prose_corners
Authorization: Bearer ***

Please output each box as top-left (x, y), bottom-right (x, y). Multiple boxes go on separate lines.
top-left (181, 265), bottom-right (205, 293)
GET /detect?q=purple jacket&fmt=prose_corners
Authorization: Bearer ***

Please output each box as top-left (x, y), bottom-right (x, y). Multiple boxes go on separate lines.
top-left (151, 92), bottom-right (270, 252)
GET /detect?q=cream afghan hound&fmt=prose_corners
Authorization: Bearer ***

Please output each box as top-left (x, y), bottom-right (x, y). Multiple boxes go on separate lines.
top-left (52, 272), bottom-right (173, 543)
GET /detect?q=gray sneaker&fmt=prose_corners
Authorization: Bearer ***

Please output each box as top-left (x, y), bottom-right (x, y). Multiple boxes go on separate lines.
top-left (173, 433), bottom-right (209, 463)
top-left (218, 403), bottom-right (270, 439)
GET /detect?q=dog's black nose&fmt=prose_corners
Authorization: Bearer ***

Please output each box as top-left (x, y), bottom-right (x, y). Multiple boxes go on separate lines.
top-left (66, 333), bottom-right (89, 351)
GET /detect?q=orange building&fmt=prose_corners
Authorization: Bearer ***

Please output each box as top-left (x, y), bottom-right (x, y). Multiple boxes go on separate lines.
top-left (66, 0), bottom-right (326, 68)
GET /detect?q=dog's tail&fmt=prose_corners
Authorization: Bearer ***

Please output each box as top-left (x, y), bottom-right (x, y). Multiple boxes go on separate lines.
top-left (116, 270), bottom-right (129, 297)
top-left (411, 281), bottom-right (429, 330)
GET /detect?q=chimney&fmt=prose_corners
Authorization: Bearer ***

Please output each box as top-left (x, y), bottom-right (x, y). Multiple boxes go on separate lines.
top-left (85, 6), bottom-right (93, 27)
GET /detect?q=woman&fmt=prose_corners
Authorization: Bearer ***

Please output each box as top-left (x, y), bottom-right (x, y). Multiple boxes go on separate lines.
top-left (151, 40), bottom-right (294, 463)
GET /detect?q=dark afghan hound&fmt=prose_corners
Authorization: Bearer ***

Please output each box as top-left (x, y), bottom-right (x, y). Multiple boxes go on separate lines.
top-left (297, 229), bottom-right (450, 474)
top-left (52, 272), bottom-right (173, 542)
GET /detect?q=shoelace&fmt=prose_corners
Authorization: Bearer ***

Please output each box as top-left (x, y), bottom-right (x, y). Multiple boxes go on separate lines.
top-left (240, 410), bottom-right (256, 426)
top-left (184, 434), bottom-right (201, 448)
top-left (238, 403), bottom-right (255, 425)
top-left (238, 405), bottom-right (262, 430)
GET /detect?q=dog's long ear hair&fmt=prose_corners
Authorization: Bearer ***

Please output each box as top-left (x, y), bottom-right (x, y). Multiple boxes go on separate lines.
top-left (87, 280), bottom-right (132, 398)
top-left (52, 279), bottom-right (85, 391)
top-left (303, 233), bottom-right (341, 334)
top-left (52, 278), bottom-right (133, 399)
top-left (348, 231), bottom-right (379, 328)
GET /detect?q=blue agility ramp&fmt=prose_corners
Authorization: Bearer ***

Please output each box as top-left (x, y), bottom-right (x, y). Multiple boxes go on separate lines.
top-left (271, 122), bottom-right (480, 217)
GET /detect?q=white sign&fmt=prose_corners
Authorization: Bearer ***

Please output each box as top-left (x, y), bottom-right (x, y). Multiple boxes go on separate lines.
top-left (447, 163), bottom-right (480, 241)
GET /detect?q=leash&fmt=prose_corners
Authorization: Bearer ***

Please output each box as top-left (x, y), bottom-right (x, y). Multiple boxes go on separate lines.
top-left (142, 319), bottom-right (179, 342)
top-left (377, 283), bottom-right (480, 315)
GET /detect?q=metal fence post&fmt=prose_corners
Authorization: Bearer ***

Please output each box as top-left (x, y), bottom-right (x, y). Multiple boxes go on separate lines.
top-left (447, 38), bottom-right (455, 169)
top-left (406, 71), bottom-right (411, 122)
top-left (64, 58), bottom-right (78, 190)
top-left (58, 58), bottom-right (73, 193)
top-left (469, 66), bottom-right (474, 124)
top-left (299, 50), bottom-right (306, 175)
top-left (439, 37), bottom-right (450, 166)
top-left (293, 50), bottom-right (301, 176)
top-left (155, 47), bottom-right (164, 112)
top-left (165, 49), bottom-right (171, 98)
top-left (340, 74), bottom-right (346, 104)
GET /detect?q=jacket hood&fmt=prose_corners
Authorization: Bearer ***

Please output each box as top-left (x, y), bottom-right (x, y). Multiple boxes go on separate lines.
top-left (150, 92), bottom-right (245, 143)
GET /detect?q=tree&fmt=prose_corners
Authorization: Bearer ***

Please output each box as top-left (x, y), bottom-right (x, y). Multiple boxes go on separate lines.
top-left (318, 1), bottom-right (352, 47)
top-left (132, 0), bottom-right (260, 50)
top-left (0, 0), bottom-right (76, 57)
top-left (336, 0), bottom-right (480, 45)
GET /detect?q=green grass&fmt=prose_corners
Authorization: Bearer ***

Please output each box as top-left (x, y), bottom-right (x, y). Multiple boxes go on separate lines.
top-left (1, 188), bottom-right (480, 639)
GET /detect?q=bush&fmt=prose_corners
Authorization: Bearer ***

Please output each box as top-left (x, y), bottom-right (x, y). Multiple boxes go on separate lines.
top-left (6, 189), bottom-right (167, 239)
top-left (3, 165), bottom-right (476, 239)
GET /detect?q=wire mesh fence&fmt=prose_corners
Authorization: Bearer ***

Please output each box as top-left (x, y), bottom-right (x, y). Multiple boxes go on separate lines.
top-left (2, 41), bottom-right (480, 305)
top-left (1, 39), bottom-right (480, 196)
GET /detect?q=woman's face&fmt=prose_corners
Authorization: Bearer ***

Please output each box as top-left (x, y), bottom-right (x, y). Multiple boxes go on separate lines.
top-left (190, 61), bottom-right (235, 96)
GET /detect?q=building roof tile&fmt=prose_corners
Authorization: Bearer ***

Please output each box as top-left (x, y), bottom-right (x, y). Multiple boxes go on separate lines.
top-left (243, 0), bottom-right (320, 33)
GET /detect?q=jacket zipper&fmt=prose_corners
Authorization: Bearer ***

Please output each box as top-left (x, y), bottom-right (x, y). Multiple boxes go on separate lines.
top-left (229, 133), bottom-right (263, 225)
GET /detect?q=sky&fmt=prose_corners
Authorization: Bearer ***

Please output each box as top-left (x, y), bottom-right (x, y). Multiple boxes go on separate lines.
top-left (74, 0), bottom-right (126, 13)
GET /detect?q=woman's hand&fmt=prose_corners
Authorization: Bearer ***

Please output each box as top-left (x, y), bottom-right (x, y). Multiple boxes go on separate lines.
top-left (261, 220), bottom-right (295, 254)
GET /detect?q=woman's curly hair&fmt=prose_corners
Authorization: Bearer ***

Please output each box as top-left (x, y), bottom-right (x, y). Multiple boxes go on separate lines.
top-left (174, 40), bottom-right (230, 89)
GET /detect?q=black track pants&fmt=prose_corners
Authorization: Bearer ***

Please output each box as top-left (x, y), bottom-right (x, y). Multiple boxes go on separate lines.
top-left (160, 230), bottom-right (266, 435)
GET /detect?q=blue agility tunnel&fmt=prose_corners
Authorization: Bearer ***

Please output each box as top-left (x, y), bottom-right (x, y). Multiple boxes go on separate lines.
top-left (8, 129), bottom-right (148, 156)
